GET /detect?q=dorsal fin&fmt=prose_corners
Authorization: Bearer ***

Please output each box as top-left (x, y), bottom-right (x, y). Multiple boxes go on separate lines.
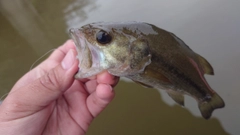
top-left (167, 90), bottom-right (184, 106)
top-left (197, 54), bottom-right (214, 75)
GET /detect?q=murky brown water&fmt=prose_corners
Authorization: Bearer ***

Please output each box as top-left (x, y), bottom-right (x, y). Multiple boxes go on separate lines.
top-left (0, 0), bottom-right (239, 134)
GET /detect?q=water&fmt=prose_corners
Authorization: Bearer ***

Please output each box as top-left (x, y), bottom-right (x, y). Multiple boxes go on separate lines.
top-left (0, 0), bottom-right (239, 134)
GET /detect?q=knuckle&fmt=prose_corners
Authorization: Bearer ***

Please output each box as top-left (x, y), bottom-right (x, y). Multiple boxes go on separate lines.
top-left (92, 96), bottom-right (106, 109)
top-left (39, 69), bottom-right (61, 91)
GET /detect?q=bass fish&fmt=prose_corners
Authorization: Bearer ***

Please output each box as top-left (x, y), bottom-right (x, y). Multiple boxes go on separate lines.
top-left (70, 22), bottom-right (225, 119)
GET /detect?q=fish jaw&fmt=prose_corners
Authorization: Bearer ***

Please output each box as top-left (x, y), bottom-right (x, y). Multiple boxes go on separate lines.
top-left (70, 28), bottom-right (106, 78)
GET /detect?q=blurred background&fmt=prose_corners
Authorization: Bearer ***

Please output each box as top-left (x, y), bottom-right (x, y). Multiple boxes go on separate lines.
top-left (0, 0), bottom-right (239, 134)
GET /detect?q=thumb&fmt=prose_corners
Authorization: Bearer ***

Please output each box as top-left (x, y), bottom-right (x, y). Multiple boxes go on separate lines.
top-left (3, 49), bottom-right (78, 109)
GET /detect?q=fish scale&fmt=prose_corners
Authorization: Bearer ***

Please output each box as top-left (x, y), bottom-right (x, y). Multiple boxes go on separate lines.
top-left (70, 21), bottom-right (225, 119)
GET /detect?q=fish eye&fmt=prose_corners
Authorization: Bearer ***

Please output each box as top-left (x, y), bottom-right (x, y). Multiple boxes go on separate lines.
top-left (96, 30), bottom-right (112, 44)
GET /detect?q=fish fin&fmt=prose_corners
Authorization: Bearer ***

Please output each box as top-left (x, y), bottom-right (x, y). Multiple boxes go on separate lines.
top-left (198, 93), bottom-right (225, 119)
top-left (144, 66), bottom-right (172, 83)
top-left (197, 54), bottom-right (214, 75)
top-left (133, 80), bottom-right (153, 88)
top-left (167, 90), bottom-right (184, 106)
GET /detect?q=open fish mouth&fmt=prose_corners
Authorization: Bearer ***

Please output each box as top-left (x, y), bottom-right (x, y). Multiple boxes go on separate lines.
top-left (69, 28), bottom-right (104, 78)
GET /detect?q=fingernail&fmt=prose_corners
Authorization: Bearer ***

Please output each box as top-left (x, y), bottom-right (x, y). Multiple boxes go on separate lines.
top-left (61, 50), bottom-right (75, 70)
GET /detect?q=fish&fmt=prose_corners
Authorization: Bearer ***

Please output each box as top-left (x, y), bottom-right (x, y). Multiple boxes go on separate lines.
top-left (69, 22), bottom-right (225, 119)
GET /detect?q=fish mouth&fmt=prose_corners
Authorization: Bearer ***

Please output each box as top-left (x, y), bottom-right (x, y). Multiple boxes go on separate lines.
top-left (69, 28), bottom-right (104, 78)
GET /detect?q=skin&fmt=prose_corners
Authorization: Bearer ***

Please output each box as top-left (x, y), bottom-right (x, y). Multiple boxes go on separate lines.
top-left (0, 40), bottom-right (119, 135)
top-left (72, 22), bottom-right (224, 119)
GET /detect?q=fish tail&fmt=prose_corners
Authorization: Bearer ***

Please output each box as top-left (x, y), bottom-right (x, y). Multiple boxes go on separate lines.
top-left (198, 93), bottom-right (225, 119)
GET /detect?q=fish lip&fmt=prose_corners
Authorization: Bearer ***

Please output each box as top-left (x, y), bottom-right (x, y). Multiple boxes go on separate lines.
top-left (69, 28), bottom-right (104, 78)
top-left (69, 28), bottom-right (87, 67)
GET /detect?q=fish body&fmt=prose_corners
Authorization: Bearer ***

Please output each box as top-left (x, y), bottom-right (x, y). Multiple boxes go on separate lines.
top-left (70, 22), bottom-right (225, 119)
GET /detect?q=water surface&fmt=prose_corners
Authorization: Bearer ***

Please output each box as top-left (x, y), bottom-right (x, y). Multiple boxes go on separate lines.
top-left (0, 0), bottom-right (239, 134)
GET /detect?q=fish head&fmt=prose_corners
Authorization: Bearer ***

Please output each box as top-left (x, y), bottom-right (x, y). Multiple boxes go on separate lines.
top-left (70, 22), bottom-right (154, 78)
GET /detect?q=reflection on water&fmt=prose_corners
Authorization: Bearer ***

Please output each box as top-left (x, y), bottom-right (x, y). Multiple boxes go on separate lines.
top-left (0, 0), bottom-right (239, 134)
top-left (0, 0), bottom-right (97, 97)
top-left (63, 0), bottom-right (98, 31)
top-left (1, 0), bottom-right (55, 55)
top-left (0, 12), bottom-right (39, 97)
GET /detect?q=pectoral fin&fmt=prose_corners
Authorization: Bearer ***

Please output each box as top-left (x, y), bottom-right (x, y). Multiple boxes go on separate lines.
top-left (144, 66), bottom-right (171, 83)
top-left (167, 90), bottom-right (184, 106)
top-left (133, 80), bottom-right (153, 88)
top-left (197, 54), bottom-right (214, 75)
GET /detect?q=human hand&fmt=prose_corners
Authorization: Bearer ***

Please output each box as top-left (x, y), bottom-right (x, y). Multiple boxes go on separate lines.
top-left (0, 40), bottom-right (119, 135)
